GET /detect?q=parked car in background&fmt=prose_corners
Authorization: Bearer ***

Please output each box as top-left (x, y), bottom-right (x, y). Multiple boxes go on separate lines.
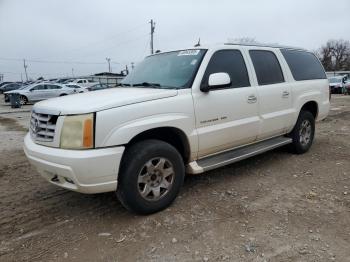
top-left (55, 78), bottom-right (73, 84)
top-left (86, 83), bottom-right (112, 91)
top-left (344, 79), bottom-right (350, 95)
top-left (67, 79), bottom-right (96, 87)
top-left (4, 83), bottom-right (76, 104)
top-left (0, 82), bottom-right (24, 93)
top-left (0, 82), bottom-right (12, 92)
top-left (328, 76), bottom-right (345, 94)
top-left (65, 83), bottom-right (88, 93)
top-left (62, 79), bottom-right (76, 84)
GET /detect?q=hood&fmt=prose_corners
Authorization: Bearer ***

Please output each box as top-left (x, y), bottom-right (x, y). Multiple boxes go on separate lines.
top-left (33, 87), bottom-right (178, 115)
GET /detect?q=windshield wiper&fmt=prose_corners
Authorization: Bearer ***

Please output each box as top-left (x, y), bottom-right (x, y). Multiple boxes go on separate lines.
top-left (132, 82), bottom-right (161, 88)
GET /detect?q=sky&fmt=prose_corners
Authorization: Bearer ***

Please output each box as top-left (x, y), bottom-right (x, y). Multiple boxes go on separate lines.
top-left (0, 0), bottom-right (349, 81)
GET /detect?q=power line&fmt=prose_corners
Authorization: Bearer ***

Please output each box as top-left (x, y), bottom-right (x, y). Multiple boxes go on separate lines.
top-left (0, 57), bottom-right (107, 65)
top-left (57, 22), bottom-right (148, 56)
top-left (0, 33), bottom-right (150, 64)
top-left (80, 33), bottom-right (150, 58)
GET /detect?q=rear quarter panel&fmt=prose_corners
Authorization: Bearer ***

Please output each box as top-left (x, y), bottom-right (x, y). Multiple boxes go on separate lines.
top-left (287, 78), bottom-right (330, 132)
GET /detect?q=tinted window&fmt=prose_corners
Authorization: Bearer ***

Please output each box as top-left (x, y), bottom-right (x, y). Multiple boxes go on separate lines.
top-left (32, 85), bottom-right (45, 90)
top-left (249, 50), bottom-right (284, 85)
top-left (48, 85), bottom-right (61, 89)
top-left (202, 50), bottom-right (250, 89)
top-left (281, 49), bottom-right (326, 80)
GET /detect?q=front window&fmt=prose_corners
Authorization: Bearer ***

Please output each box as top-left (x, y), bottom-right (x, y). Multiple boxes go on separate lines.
top-left (121, 49), bottom-right (207, 89)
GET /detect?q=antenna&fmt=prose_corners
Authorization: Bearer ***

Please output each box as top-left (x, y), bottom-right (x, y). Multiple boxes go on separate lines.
top-left (194, 38), bottom-right (201, 47)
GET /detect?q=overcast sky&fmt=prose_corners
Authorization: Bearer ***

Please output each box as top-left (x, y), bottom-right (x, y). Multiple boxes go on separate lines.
top-left (0, 0), bottom-right (349, 81)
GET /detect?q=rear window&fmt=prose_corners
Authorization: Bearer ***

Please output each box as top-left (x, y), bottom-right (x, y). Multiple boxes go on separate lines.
top-left (281, 49), bottom-right (326, 81)
top-left (249, 50), bottom-right (285, 85)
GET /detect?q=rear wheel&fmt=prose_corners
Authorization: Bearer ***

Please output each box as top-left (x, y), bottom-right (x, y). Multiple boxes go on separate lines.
top-left (288, 110), bottom-right (315, 154)
top-left (20, 95), bottom-right (27, 105)
top-left (117, 140), bottom-right (185, 214)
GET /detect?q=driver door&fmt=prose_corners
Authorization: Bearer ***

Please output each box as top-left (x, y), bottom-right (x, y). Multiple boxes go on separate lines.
top-left (192, 49), bottom-right (260, 158)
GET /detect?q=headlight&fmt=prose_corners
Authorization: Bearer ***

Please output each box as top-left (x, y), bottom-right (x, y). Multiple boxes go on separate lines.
top-left (60, 113), bottom-right (94, 149)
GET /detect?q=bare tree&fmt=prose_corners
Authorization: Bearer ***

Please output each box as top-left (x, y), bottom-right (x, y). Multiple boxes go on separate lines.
top-left (318, 39), bottom-right (350, 71)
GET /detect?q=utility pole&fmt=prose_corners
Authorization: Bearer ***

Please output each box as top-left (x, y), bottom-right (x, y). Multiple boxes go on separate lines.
top-left (72, 68), bottom-right (74, 77)
top-left (106, 57), bottom-right (111, 73)
top-left (149, 19), bottom-right (155, 54)
top-left (23, 59), bottom-right (28, 81)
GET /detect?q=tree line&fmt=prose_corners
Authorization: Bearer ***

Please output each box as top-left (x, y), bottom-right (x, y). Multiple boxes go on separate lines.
top-left (316, 39), bottom-right (350, 71)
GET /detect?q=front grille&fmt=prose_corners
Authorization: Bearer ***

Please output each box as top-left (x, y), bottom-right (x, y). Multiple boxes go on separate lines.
top-left (30, 111), bottom-right (58, 142)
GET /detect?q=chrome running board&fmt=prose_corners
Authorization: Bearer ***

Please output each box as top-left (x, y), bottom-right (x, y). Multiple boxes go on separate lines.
top-left (187, 136), bottom-right (292, 174)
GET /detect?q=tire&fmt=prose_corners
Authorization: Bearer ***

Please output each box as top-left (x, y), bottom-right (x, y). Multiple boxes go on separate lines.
top-left (20, 95), bottom-right (27, 105)
top-left (60, 93), bottom-right (67, 96)
top-left (288, 110), bottom-right (315, 154)
top-left (117, 139), bottom-right (185, 214)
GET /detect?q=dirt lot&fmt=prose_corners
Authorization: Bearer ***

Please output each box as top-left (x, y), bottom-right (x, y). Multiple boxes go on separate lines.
top-left (0, 94), bottom-right (349, 262)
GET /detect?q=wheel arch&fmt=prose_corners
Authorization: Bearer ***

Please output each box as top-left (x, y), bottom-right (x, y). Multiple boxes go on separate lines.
top-left (300, 100), bottom-right (318, 119)
top-left (20, 94), bottom-right (28, 103)
top-left (126, 127), bottom-right (191, 164)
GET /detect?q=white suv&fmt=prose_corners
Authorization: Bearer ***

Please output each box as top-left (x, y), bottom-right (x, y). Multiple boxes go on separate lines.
top-left (24, 44), bottom-right (330, 214)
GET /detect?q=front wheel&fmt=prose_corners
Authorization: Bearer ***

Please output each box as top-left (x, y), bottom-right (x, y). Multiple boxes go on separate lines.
top-left (288, 110), bottom-right (315, 154)
top-left (117, 140), bottom-right (185, 214)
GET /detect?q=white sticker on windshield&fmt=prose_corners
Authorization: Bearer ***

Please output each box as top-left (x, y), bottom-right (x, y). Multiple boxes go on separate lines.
top-left (190, 59), bottom-right (198, 65)
top-left (178, 50), bottom-right (200, 56)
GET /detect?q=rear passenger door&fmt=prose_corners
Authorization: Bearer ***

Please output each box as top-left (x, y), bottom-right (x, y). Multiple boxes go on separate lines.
top-left (47, 84), bottom-right (63, 98)
top-left (248, 49), bottom-right (293, 140)
top-left (193, 49), bottom-right (260, 157)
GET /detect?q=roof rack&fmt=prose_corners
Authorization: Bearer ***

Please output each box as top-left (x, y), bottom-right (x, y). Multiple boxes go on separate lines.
top-left (224, 42), bottom-right (306, 51)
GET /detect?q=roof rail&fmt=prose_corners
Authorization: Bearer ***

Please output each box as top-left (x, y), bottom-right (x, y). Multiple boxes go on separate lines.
top-left (224, 42), bottom-right (306, 51)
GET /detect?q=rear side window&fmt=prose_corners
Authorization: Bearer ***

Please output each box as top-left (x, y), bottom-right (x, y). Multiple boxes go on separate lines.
top-left (281, 49), bottom-right (326, 80)
top-left (202, 49), bottom-right (250, 89)
top-left (249, 50), bottom-right (285, 85)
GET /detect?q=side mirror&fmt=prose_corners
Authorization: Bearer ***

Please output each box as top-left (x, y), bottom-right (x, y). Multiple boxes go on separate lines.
top-left (29, 89), bottom-right (34, 92)
top-left (200, 72), bottom-right (231, 92)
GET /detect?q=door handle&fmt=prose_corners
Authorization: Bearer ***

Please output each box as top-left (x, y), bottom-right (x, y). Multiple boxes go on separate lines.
top-left (247, 95), bottom-right (257, 103)
top-left (282, 91), bottom-right (290, 98)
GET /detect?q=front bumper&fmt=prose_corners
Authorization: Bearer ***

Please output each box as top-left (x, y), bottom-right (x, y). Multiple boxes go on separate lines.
top-left (23, 133), bottom-right (125, 194)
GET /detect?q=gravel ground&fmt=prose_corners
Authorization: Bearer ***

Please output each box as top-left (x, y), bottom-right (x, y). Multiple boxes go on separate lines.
top-left (0, 94), bottom-right (349, 262)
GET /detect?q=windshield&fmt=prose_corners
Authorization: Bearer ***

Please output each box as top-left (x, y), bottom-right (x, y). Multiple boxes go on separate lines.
top-left (121, 49), bottom-right (206, 89)
top-left (329, 77), bottom-right (342, 83)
